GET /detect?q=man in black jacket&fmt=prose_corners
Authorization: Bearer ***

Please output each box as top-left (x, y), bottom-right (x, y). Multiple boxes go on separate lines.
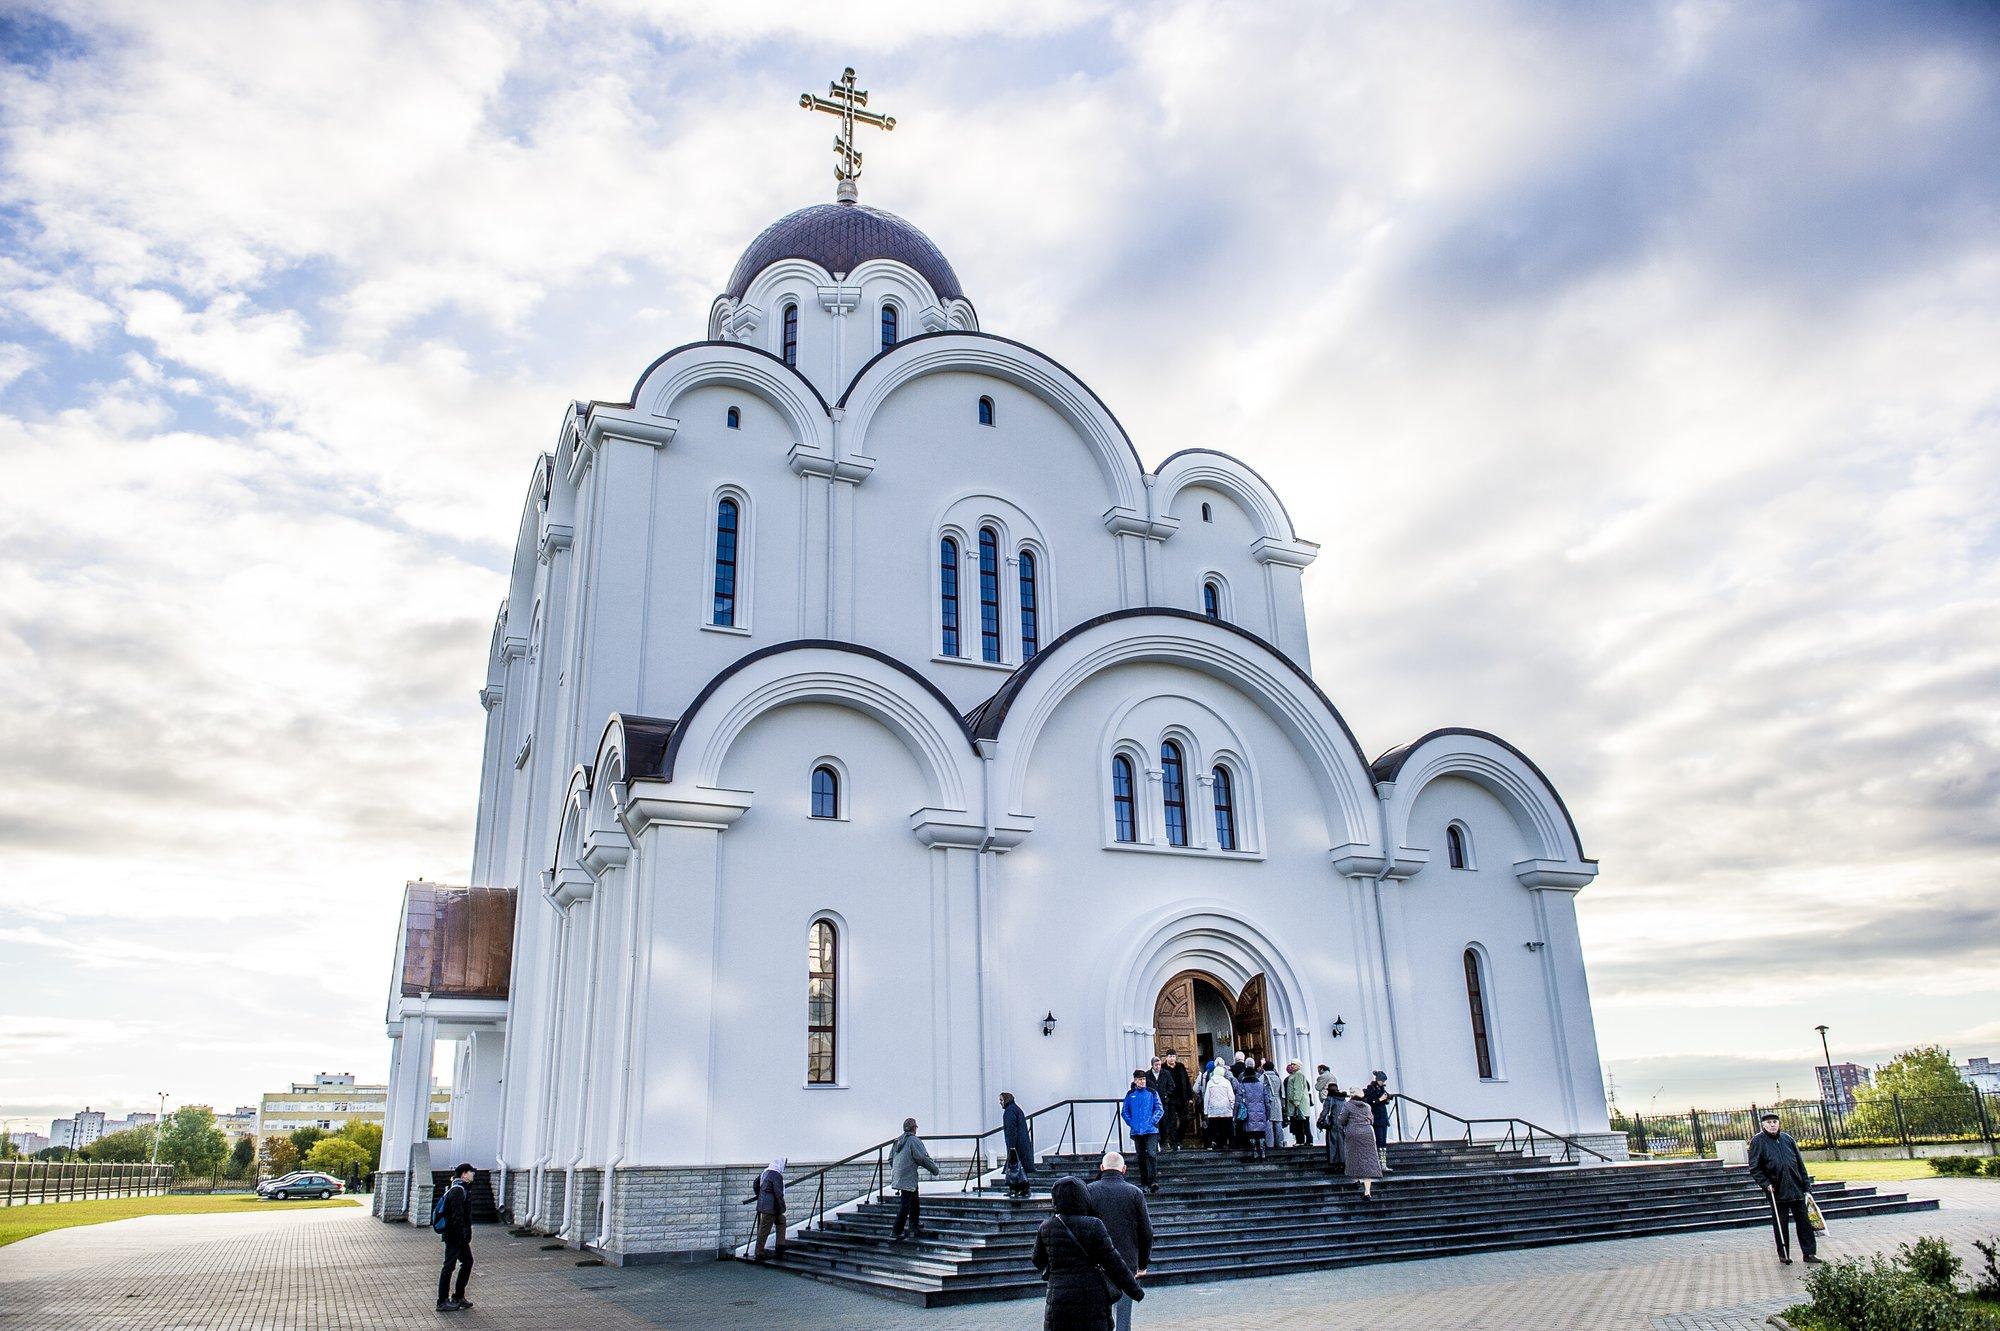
top-left (1088, 1151), bottom-right (1153, 1331)
top-left (1000, 1092), bottom-right (1034, 1199)
top-left (436, 1162), bottom-right (476, 1312)
top-left (1747, 1114), bottom-right (1819, 1264)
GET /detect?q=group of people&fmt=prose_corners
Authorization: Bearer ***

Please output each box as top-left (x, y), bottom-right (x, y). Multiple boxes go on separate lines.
top-left (1117, 1055), bottom-right (1394, 1197)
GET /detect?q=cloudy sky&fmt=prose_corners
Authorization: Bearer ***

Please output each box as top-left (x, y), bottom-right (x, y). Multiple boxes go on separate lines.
top-left (2, 0), bottom-right (1996, 1131)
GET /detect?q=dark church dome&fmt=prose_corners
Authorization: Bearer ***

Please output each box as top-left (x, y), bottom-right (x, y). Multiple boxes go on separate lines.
top-left (724, 201), bottom-right (964, 302)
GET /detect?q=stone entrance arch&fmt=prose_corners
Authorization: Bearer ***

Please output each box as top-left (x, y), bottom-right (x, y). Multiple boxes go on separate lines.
top-left (1152, 970), bottom-right (1271, 1068)
top-left (1109, 901), bottom-right (1319, 1084)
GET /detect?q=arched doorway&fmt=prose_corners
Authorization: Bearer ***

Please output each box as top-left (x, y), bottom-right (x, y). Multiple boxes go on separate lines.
top-left (1152, 970), bottom-right (1271, 1068)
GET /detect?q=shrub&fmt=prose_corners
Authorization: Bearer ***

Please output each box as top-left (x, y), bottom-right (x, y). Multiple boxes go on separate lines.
top-left (1802, 1254), bottom-right (1974, 1331)
top-left (1973, 1236), bottom-right (2000, 1300)
top-left (1898, 1236), bottom-right (1963, 1289)
top-left (1984, 1156), bottom-right (2000, 1179)
top-left (1929, 1155), bottom-right (1985, 1177)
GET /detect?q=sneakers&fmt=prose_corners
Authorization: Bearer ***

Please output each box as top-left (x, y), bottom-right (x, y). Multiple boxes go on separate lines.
top-left (1803, 1256), bottom-right (1824, 1265)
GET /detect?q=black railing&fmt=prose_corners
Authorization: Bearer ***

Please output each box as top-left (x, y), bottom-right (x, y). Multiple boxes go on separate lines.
top-left (730, 1098), bottom-right (1128, 1255)
top-left (1388, 1093), bottom-right (1616, 1165)
top-left (1, 1161), bottom-right (173, 1206)
top-left (1620, 1091), bottom-right (2000, 1161)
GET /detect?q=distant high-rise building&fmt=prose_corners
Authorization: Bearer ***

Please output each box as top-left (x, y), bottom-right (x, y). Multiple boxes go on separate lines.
top-left (1817, 1062), bottom-right (1871, 1110)
top-left (1961, 1056), bottom-right (1999, 1095)
top-left (8, 1131), bottom-right (50, 1155)
top-left (258, 1072), bottom-right (447, 1141)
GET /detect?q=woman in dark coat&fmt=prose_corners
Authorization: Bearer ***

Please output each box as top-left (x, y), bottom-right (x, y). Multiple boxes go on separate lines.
top-left (1031, 1176), bottom-right (1145, 1331)
top-left (1336, 1089), bottom-right (1383, 1198)
top-left (1235, 1068), bottom-right (1272, 1161)
top-left (1001, 1091), bottom-right (1034, 1199)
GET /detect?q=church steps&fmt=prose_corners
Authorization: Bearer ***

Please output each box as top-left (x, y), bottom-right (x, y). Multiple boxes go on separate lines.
top-left (752, 1143), bottom-right (1938, 1306)
top-left (805, 1177), bottom-right (1914, 1273)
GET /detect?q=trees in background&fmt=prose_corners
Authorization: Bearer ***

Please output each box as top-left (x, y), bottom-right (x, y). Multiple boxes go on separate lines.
top-left (1849, 1045), bottom-right (1979, 1139)
top-left (427, 1117), bottom-right (448, 1139)
top-left (156, 1107), bottom-right (227, 1177)
top-left (226, 1135), bottom-right (256, 1180)
top-left (304, 1137), bottom-right (371, 1178)
top-left (337, 1119), bottom-right (383, 1170)
top-left (82, 1125), bottom-right (156, 1163)
top-left (288, 1126), bottom-right (328, 1162)
top-left (260, 1136), bottom-right (300, 1177)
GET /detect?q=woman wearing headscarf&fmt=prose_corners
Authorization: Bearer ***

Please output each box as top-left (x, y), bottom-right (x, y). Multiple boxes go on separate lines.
top-left (1235, 1063), bottom-right (1272, 1161)
top-left (1201, 1058), bottom-right (1236, 1150)
top-left (749, 1156), bottom-right (786, 1260)
top-left (1336, 1089), bottom-right (1384, 1199)
top-left (1031, 1175), bottom-right (1144, 1331)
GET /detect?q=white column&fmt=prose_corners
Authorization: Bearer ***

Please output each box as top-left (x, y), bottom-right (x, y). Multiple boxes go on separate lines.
top-left (1516, 868), bottom-right (1605, 1133)
top-left (385, 1015), bottom-right (437, 1193)
top-left (621, 784), bottom-right (751, 1164)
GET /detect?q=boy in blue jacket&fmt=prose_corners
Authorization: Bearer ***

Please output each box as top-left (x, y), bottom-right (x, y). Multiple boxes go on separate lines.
top-left (1120, 1070), bottom-right (1164, 1192)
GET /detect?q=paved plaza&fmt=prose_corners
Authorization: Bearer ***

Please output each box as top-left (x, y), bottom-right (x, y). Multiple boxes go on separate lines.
top-left (0, 1180), bottom-right (1993, 1330)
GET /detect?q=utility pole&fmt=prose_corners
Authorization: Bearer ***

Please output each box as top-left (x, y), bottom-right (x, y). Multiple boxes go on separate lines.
top-left (148, 1092), bottom-right (167, 1166)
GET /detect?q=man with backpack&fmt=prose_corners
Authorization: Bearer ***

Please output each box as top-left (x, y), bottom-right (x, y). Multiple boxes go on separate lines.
top-left (432, 1162), bottom-right (476, 1312)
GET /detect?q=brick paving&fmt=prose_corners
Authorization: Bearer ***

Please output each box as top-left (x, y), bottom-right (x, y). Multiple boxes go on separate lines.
top-left (0, 1180), bottom-right (1993, 1330)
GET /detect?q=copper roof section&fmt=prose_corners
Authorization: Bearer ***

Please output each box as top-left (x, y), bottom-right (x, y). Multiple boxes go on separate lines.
top-left (400, 884), bottom-right (514, 999)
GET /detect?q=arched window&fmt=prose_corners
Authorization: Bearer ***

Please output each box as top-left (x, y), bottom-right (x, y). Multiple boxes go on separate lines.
top-left (1211, 765), bottom-right (1237, 850)
top-left (1202, 580), bottom-right (1223, 622)
top-left (1111, 755), bottom-right (1137, 843)
top-left (712, 497), bottom-right (740, 627)
top-left (808, 921), bottom-right (837, 1084)
top-left (880, 303), bottom-right (898, 351)
top-left (977, 526), bottom-right (1001, 662)
top-left (939, 537), bottom-right (961, 657)
top-left (977, 395), bottom-right (995, 426)
top-left (726, 406), bottom-right (740, 429)
top-left (810, 765), bottom-right (840, 819)
top-left (1160, 741), bottom-right (1188, 847)
top-left (1464, 948), bottom-right (1494, 1079)
top-left (1446, 823), bottom-right (1469, 870)
top-left (781, 302), bottom-right (799, 369)
top-left (1201, 502), bottom-right (1212, 522)
top-left (1018, 549), bottom-right (1039, 659)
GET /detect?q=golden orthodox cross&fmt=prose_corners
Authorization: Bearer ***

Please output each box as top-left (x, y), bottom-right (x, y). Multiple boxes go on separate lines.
top-left (800, 67), bottom-right (895, 200)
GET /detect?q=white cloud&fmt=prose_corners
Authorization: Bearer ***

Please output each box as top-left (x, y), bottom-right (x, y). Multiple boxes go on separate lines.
top-left (0, 0), bottom-right (1995, 1117)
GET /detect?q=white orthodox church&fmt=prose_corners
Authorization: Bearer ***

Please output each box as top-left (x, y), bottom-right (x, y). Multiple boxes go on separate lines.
top-left (374, 77), bottom-right (1616, 1260)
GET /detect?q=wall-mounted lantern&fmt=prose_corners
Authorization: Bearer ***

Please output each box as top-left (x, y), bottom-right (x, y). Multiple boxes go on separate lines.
top-left (1330, 1015), bottom-right (1346, 1039)
top-left (1041, 1011), bottom-right (1059, 1038)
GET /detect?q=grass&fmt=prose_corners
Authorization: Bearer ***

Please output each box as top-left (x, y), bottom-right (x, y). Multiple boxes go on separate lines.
top-left (0, 1193), bottom-right (359, 1247)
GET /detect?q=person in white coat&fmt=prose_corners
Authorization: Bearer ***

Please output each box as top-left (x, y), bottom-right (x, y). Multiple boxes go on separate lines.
top-left (1200, 1059), bottom-right (1237, 1150)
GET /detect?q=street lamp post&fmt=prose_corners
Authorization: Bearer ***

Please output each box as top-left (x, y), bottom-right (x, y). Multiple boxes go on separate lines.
top-left (1815, 1025), bottom-right (1842, 1160)
top-left (148, 1092), bottom-right (167, 1167)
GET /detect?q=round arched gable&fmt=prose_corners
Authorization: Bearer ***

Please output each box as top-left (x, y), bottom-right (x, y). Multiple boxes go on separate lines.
top-left (1374, 729), bottom-right (1593, 878)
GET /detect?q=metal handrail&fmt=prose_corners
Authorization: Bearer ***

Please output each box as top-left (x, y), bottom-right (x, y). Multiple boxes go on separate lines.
top-left (1387, 1093), bottom-right (1615, 1164)
top-left (736, 1097), bottom-right (1129, 1252)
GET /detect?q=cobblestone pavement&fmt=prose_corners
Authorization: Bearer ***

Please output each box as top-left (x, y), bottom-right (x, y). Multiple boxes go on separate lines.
top-left (0, 1181), bottom-right (1993, 1330)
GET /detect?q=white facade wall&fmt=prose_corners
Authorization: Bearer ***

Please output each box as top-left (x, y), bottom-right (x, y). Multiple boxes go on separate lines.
top-left (411, 205), bottom-right (1612, 1253)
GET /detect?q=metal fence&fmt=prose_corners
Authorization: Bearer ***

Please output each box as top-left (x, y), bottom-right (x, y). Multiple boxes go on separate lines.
top-left (1621, 1091), bottom-right (2000, 1159)
top-left (1, 1161), bottom-right (174, 1206)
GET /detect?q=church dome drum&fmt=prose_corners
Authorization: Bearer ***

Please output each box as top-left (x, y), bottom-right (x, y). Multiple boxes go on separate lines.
top-left (723, 200), bottom-right (965, 302)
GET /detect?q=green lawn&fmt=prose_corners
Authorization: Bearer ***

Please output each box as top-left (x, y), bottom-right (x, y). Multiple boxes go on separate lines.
top-left (0, 1194), bottom-right (359, 1247)
top-left (1810, 1158), bottom-right (1997, 1183)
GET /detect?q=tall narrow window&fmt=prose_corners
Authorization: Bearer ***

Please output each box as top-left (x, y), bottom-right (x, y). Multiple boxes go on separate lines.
top-left (939, 537), bottom-right (961, 656)
top-left (978, 396), bottom-right (995, 426)
top-left (880, 304), bottom-right (898, 351)
top-left (810, 765), bottom-right (839, 819)
top-left (1446, 824), bottom-right (1469, 869)
top-left (978, 526), bottom-right (1001, 662)
top-left (1211, 765), bottom-right (1237, 850)
top-left (1018, 549), bottom-right (1039, 659)
top-left (1464, 948), bottom-right (1494, 1079)
top-left (1202, 580), bottom-right (1222, 622)
top-left (782, 303), bottom-right (798, 368)
top-left (808, 921), bottom-right (837, 1084)
top-left (1111, 755), bottom-right (1136, 843)
top-left (726, 406), bottom-right (740, 429)
top-left (1160, 741), bottom-right (1188, 847)
top-left (1201, 502), bottom-right (1212, 522)
top-left (712, 497), bottom-right (740, 627)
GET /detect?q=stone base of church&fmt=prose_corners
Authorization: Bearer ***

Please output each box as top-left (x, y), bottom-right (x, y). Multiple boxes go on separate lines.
top-left (562, 1168), bottom-right (602, 1246)
top-left (500, 1169), bottom-right (531, 1222)
top-left (596, 1159), bottom-right (952, 1264)
top-left (372, 1171), bottom-right (407, 1221)
top-left (537, 1167), bottom-right (567, 1228)
top-left (1573, 1132), bottom-right (1629, 1161)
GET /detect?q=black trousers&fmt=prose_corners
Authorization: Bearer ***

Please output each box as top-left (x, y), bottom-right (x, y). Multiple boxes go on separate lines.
top-left (1161, 1102), bottom-right (1183, 1149)
top-left (1771, 1193), bottom-right (1817, 1259)
top-left (1131, 1134), bottom-right (1157, 1186)
top-left (438, 1239), bottom-right (472, 1304)
top-left (892, 1188), bottom-right (921, 1237)
top-left (1206, 1115), bottom-right (1233, 1149)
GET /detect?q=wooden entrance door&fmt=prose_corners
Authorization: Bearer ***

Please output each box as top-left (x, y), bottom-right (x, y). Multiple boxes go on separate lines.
top-left (1234, 973), bottom-right (1271, 1063)
top-left (1152, 972), bottom-right (1198, 1064)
